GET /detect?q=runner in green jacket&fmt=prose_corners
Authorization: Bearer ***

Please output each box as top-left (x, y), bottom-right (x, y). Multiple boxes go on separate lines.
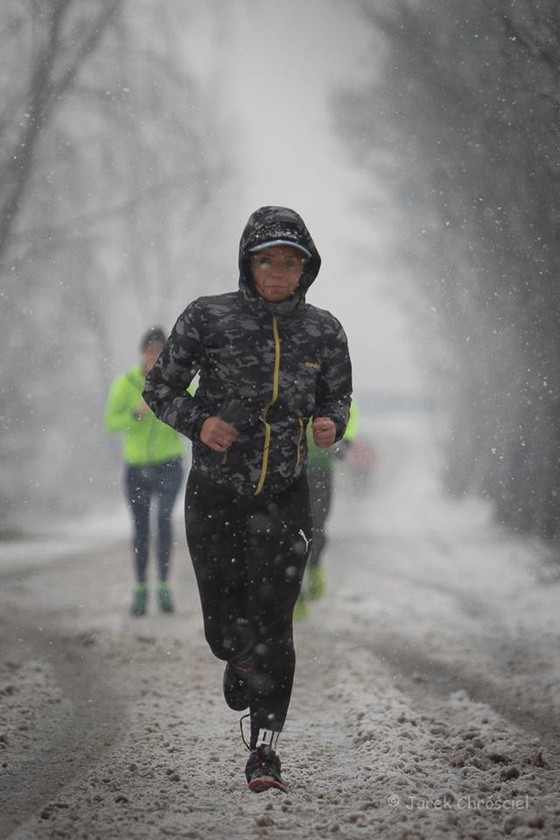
top-left (104, 327), bottom-right (184, 616)
top-left (294, 400), bottom-right (358, 621)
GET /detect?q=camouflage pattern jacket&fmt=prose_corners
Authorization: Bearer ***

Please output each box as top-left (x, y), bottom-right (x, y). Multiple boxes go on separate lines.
top-left (143, 206), bottom-right (352, 497)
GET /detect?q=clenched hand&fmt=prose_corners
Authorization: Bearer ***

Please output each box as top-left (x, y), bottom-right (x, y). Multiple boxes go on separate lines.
top-left (312, 417), bottom-right (336, 448)
top-left (200, 416), bottom-right (239, 452)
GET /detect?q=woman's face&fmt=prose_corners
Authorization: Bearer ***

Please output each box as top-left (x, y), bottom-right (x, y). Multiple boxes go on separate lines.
top-left (250, 245), bottom-right (306, 302)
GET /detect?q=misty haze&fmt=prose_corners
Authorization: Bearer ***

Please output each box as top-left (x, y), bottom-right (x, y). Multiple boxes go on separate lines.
top-left (1, 1), bottom-right (560, 838)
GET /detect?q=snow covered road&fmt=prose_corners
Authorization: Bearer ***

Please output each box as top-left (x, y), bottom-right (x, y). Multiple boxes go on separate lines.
top-left (1, 411), bottom-right (559, 839)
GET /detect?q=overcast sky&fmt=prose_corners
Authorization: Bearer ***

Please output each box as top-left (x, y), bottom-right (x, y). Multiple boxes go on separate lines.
top-left (225, 1), bottom-right (423, 397)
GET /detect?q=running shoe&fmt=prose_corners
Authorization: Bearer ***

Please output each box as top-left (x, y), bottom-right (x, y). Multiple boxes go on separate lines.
top-left (245, 746), bottom-right (286, 793)
top-left (131, 584), bottom-right (147, 616)
top-left (157, 582), bottom-right (174, 613)
top-left (223, 660), bottom-right (249, 710)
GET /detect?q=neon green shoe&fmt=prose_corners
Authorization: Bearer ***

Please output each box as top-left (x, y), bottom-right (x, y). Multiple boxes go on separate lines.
top-left (131, 583), bottom-right (147, 616)
top-left (293, 595), bottom-right (308, 622)
top-left (157, 581), bottom-right (174, 613)
top-left (307, 565), bottom-right (326, 601)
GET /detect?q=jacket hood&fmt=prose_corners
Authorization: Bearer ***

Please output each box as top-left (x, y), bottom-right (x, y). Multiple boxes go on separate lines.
top-left (238, 206), bottom-right (321, 304)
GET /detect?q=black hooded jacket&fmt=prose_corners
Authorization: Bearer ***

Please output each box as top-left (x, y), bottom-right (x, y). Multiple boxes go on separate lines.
top-left (143, 206), bottom-right (352, 496)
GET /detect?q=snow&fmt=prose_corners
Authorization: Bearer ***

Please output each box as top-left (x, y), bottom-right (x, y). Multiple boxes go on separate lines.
top-left (1, 406), bottom-right (560, 838)
top-left (0, 508), bottom-right (130, 573)
top-left (222, 0), bottom-right (420, 398)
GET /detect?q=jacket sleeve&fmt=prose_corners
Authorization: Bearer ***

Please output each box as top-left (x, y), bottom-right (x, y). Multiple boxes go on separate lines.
top-left (344, 400), bottom-right (359, 442)
top-left (315, 318), bottom-right (353, 442)
top-left (143, 301), bottom-right (209, 440)
top-left (104, 375), bottom-right (137, 433)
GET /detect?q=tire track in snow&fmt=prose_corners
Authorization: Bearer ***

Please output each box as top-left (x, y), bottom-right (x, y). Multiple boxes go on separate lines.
top-left (0, 614), bottom-right (124, 838)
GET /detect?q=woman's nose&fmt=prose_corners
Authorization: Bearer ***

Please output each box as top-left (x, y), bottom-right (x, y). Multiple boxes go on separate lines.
top-left (270, 259), bottom-right (287, 275)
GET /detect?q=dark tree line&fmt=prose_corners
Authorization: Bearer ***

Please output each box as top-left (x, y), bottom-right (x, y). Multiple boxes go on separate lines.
top-left (0, 0), bottom-right (230, 534)
top-left (337, 0), bottom-right (560, 539)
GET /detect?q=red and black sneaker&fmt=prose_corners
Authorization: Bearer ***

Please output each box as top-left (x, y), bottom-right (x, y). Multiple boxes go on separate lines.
top-left (223, 660), bottom-right (249, 711)
top-left (245, 746), bottom-right (287, 793)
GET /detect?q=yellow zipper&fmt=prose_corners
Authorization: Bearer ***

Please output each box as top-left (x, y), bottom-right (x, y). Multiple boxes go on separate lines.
top-left (254, 316), bottom-right (281, 495)
top-left (295, 418), bottom-right (305, 467)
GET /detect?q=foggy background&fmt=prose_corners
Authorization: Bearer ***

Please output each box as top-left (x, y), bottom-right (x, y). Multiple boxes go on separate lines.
top-left (2, 0), bottom-right (558, 543)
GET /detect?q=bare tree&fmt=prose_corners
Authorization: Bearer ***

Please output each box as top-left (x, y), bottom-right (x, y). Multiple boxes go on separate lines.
top-left (0, 1), bottom-right (231, 533)
top-left (0, 0), bottom-right (121, 257)
top-left (336, 0), bottom-right (560, 539)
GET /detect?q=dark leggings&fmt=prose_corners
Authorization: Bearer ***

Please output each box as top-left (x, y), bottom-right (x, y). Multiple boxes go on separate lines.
top-left (185, 471), bottom-right (312, 745)
top-left (125, 459), bottom-right (183, 583)
top-left (307, 469), bottom-right (332, 569)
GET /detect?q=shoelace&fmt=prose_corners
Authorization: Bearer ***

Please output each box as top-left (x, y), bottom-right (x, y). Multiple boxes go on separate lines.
top-left (239, 713), bottom-right (252, 750)
top-left (239, 719), bottom-right (281, 771)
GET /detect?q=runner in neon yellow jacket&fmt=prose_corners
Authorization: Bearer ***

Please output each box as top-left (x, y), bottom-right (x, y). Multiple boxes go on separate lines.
top-left (294, 400), bottom-right (358, 620)
top-left (104, 327), bottom-right (184, 616)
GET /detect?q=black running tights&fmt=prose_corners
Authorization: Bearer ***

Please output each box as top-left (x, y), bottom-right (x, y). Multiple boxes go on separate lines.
top-left (184, 471), bottom-right (312, 746)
